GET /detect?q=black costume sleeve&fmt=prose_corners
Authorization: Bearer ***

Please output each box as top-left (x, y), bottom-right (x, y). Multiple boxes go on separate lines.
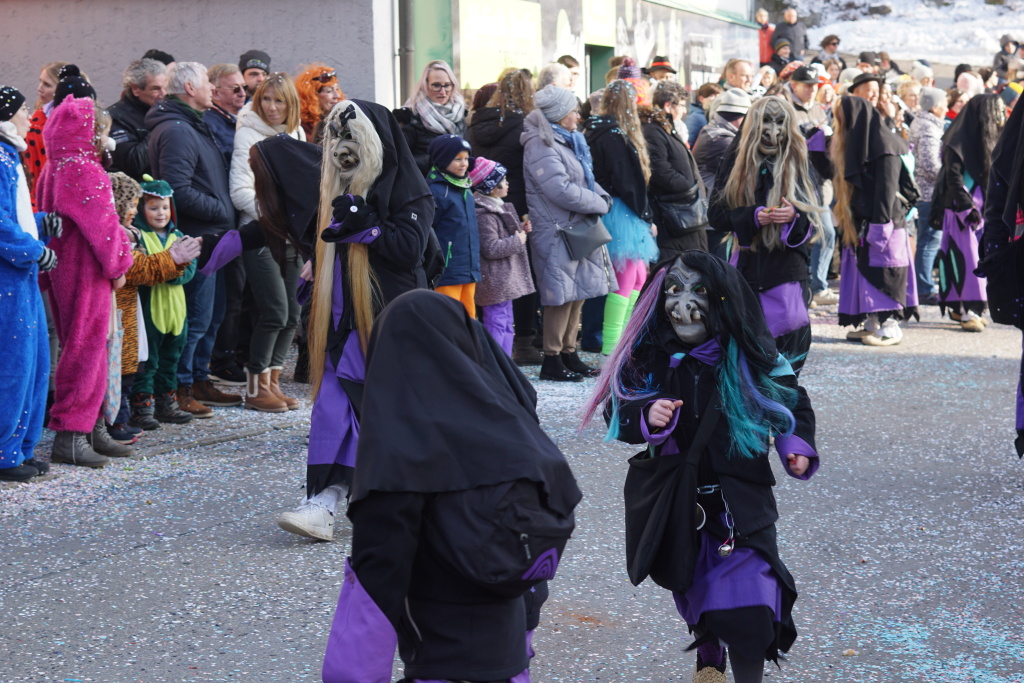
top-left (983, 154), bottom-right (1014, 252)
top-left (592, 133), bottom-right (651, 220)
top-left (940, 151), bottom-right (976, 213)
top-left (871, 155), bottom-right (902, 224)
top-left (369, 193), bottom-right (433, 270)
top-left (611, 393), bottom-right (675, 445)
top-left (349, 491), bottom-right (428, 629)
top-left (783, 376), bottom-right (816, 451)
top-left (110, 132), bottom-right (150, 180)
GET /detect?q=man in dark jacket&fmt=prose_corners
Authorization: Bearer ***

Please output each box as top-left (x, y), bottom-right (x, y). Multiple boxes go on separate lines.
top-left (994, 34), bottom-right (1019, 83)
top-left (108, 58), bottom-right (167, 180)
top-left (771, 8), bottom-right (809, 61)
top-left (147, 62), bottom-right (238, 418)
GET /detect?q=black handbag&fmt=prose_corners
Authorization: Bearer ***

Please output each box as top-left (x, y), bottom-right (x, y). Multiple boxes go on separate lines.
top-left (557, 213), bottom-right (612, 261)
top-left (650, 154), bottom-right (709, 238)
top-left (623, 400), bottom-right (721, 592)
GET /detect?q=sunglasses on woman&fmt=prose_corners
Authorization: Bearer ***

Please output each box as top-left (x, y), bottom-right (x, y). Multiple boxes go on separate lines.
top-left (314, 71), bottom-right (337, 84)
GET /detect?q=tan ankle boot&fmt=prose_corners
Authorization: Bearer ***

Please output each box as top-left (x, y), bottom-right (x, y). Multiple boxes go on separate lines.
top-left (268, 366), bottom-right (299, 410)
top-left (244, 368), bottom-right (288, 413)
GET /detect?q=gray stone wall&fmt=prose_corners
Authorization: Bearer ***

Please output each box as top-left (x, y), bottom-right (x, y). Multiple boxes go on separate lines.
top-left (2, 0), bottom-right (397, 109)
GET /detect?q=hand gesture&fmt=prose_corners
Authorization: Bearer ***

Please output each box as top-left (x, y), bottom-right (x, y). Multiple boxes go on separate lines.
top-left (168, 235), bottom-right (201, 264)
top-left (324, 193), bottom-right (378, 242)
top-left (37, 247), bottom-right (57, 272)
top-left (647, 399), bottom-right (683, 429)
top-left (756, 208), bottom-right (773, 226)
top-left (965, 208), bottom-right (982, 227)
top-left (786, 454), bottom-right (810, 476)
top-left (769, 198), bottom-right (796, 224)
top-left (299, 259), bottom-right (314, 282)
top-left (112, 275), bottom-right (126, 290)
top-left (521, 218), bottom-right (532, 233)
top-left (41, 213), bottom-right (63, 239)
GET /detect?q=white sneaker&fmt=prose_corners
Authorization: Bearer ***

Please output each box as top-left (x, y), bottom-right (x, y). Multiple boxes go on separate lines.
top-left (813, 289), bottom-right (839, 306)
top-left (277, 500), bottom-right (335, 541)
top-left (862, 319), bottom-right (903, 346)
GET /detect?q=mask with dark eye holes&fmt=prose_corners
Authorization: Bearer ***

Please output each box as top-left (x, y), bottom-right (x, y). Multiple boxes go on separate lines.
top-left (758, 97), bottom-right (788, 156)
top-left (664, 258), bottom-right (710, 346)
top-left (327, 104), bottom-right (361, 180)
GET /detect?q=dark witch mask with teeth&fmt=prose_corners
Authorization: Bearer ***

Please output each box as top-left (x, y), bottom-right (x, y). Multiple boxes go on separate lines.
top-left (664, 259), bottom-right (710, 345)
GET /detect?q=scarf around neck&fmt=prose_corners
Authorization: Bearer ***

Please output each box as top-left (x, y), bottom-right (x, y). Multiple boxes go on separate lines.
top-left (434, 166), bottom-right (473, 189)
top-left (416, 97), bottom-right (465, 136)
top-left (551, 123), bottom-right (595, 191)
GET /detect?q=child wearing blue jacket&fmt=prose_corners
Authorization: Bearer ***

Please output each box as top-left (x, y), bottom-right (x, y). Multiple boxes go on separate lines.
top-left (427, 134), bottom-right (480, 317)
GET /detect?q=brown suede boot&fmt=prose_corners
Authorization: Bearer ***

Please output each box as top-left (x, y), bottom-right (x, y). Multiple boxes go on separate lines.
top-left (192, 378), bottom-right (243, 407)
top-left (176, 385), bottom-right (214, 419)
top-left (268, 367), bottom-right (299, 410)
top-left (244, 368), bottom-right (288, 413)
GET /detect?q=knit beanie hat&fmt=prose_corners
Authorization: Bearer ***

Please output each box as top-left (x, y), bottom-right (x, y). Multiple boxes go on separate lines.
top-left (53, 65), bottom-right (96, 107)
top-left (774, 39), bottom-right (792, 52)
top-left (139, 173), bottom-right (174, 198)
top-left (1001, 82), bottom-right (1023, 107)
top-left (0, 86), bottom-right (25, 122)
top-left (911, 61), bottom-right (934, 82)
top-left (716, 87), bottom-right (753, 114)
top-left (615, 57), bottom-right (652, 106)
top-left (535, 85), bottom-right (578, 123)
top-left (468, 157), bottom-right (507, 194)
top-left (428, 134), bottom-right (472, 171)
top-left (617, 57), bottom-right (643, 80)
top-left (143, 49), bottom-right (175, 66)
top-left (109, 172), bottom-right (143, 222)
top-left (919, 87), bottom-right (946, 112)
top-left (239, 49), bottom-right (271, 74)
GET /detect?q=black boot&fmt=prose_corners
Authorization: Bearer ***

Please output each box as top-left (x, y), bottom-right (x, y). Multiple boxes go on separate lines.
top-left (561, 350), bottom-right (599, 378)
top-left (128, 393), bottom-right (162, 431)
top-left (154, 391), bottom-right (193, 424)
top-left (0, 463), bottom-right (39, 482)
top-left (512, 335), bottom-right (544, 366)
top-left (539, 354), bottom-right (583, 382)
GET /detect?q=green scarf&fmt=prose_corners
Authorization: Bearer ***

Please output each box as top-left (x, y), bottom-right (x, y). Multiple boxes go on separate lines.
top-left (432, 166), bottom-right (473, 190)
top-left (167, 94), bottom-right (205, 122)
top-left (139, 230), bottom-right (187, 335)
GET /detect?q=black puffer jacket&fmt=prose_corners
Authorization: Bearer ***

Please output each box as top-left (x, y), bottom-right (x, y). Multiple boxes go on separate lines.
top-left (145, 97), bottom-right (235, 236)
top-left (584, 114), bottom-right (652, 221)
top-left (467, 107), bottom-right (528, 216)
top-left (641, 110), bottom-right (705, 255)
top-left (108, 91), bottom-right (152, 180)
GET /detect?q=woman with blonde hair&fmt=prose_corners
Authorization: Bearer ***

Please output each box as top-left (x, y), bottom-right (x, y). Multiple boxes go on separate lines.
top-left (584, 79), bottom-right (658, 358)
top-left (708, 95), bottom-right (826, 373)
top-left (394, 59), bottom-right (466, 174)
top-left (22, 61), bottom-right (69, 204)
top-left (275, 99), bottom-right (434, 541)
top-left (230, 72), bottom-right (306, 412)
top-left (832, 96), bottom-right (919, 346)
top-left (294, 63), bottom-right (344, 141)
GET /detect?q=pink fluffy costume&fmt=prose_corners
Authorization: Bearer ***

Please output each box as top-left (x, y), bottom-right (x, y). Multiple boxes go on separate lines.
top-left (35, 96), bottom-right (133, 434)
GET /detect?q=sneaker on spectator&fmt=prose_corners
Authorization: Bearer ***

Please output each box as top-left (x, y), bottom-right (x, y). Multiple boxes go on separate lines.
top-left (812, 289), bottom-right (839, 306)
top-left (193, 379), bottom-right (243, 407)
top-left (210, 363), bottom-right (246, 386)
top-left (176, 385), bottom-right (214, 418)
top-left (107, 423), bottom-right (140, 445)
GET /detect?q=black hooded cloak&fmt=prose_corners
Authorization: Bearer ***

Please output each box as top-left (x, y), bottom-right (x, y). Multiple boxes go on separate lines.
top-left (347, 290), bottom-right (581, 680)
top-left (931, 94), bottom-right (1003, 224)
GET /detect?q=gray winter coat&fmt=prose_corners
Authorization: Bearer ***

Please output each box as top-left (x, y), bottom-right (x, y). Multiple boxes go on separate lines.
top-left (520, 109), bottom-right (613, 306)
top-left (474, 194), bottom-right (536, 307)
top-left (692, 114), bottom-right (740, 193)
top-left (908, 110), bottom-right (943, 203)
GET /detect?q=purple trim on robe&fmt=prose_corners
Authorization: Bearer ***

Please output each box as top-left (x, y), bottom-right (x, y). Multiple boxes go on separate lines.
top-left (866, 221), bottom-right (911, 268)
top-left (780, 213), bottom-right (808, 247)
top-left (673, 526), bottom-right (783, 627)
top-left (338, 226), bottom-right (381, 244)
top-left (199, 229), bottom-right (242, 276)
top-left (641, 399), bottom-right (681, 445)
top-left (938, 189), bottom-right (987, 304)
top-left (296, 278), bottom-right (313, 306)
top-left (308, 333), bottom-right (364, 469)
top-left (688, 338), bottom-right (723, 365)
top-left (774, 433), bottom-right (819, 480)
top-left (806, 128), bottom-right (826, 152)
top-left (1018, 336), bottom-right (1024, 430)
top-left (759, 281), bottom-right (810, 338)
top-left (838, 246), bottom-right (903, 317)
top-left (322, 558), bottom-right (397, 683)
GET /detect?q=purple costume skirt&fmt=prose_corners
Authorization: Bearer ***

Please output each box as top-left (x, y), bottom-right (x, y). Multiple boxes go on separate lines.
top-left (307, 332), bottom-right (364, 496)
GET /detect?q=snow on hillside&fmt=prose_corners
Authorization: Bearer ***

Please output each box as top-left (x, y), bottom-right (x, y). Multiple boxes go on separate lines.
top-left (799, 0), bottom-right (1024, 67)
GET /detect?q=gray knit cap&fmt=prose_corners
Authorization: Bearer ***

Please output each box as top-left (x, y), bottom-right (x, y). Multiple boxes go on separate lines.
top-left (919, 87), bottom-right (946, 112)
top-left (535, 85), bottom-right (578, 123)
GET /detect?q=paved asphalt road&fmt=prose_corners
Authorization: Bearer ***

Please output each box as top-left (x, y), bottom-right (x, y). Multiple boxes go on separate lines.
top-left (2, 305), bottom-right (1023, 682)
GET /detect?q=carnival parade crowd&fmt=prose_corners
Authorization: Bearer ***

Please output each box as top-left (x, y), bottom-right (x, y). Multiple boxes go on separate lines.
top-left (3, 6), bottom-right (1024, 682)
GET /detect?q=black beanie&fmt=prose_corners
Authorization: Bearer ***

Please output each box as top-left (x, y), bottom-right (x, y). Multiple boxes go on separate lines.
top-left (428, 134), bottom-right (472, 172)
top-left (239, 49), bottom-right (271, 74)
top-left (53, 64), bottom-right (96, 107)
top-left (142, 49), bottom-right (175, 65)
top-left (0, 86), bottom-right (26, 122)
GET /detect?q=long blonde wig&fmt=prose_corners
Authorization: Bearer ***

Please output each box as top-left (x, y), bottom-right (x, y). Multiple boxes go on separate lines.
top-left (599, 80), bottom-right (651, 182)
top-left (309, 101), bottom-right (384, 397)
top-left (721, 96), bottom-right (825, 251)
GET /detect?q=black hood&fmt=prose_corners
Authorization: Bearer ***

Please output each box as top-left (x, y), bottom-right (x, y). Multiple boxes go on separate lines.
top-left (583, 114), bottom-right (622, 143)
top-left (254, 134), bottom-right (321, 254)
top-left (468, 106), bottom-right (525, 146)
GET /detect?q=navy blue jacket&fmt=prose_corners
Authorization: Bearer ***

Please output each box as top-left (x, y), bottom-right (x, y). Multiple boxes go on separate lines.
top-left (428, 170), bottom-right (480, 287)
top-left (204, 105), bottom-right (237, 171)
top-left (145, 97), bottom-right (236, 237)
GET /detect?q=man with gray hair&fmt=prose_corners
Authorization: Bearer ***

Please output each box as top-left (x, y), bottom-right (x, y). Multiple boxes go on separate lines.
top-left (108, 57), bottom-right (167, 179)
top-left (537, 63), bottom-right (572, 90)
top-left (146, 62), bottom-right (238, 418)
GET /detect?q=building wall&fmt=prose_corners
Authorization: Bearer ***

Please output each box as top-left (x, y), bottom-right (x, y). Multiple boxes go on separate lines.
top-left (2, 0), bottom-right (398, 109)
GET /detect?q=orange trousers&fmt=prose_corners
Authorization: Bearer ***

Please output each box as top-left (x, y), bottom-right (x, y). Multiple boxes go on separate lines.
top-left (435, 283), bottom-right (477, 319)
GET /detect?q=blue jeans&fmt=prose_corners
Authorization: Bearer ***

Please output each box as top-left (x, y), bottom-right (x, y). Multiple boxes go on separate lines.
top-left (177, 269), bottom-right (222, 386)
top-left (809, 211), bottom-right (837, 293)
top-left (914, 201), bottom-right (941, 298)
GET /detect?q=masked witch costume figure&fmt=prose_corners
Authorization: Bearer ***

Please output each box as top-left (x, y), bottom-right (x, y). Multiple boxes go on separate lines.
top-left (932, 94), bottom-right (1007, 332)
top-left (977, 100), bottom-right (1024, 456)
top-left (707, 96), bottom-right (826, 375)
top-left (833, 96), bottom-right (920, 346)
top-left (582, 251), bottom-right (818, 683)
top-left (322, 289), bottom-right (581, 683)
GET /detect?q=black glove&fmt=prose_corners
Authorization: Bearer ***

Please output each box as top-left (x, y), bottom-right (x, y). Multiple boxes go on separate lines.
top-left (37, 247), bottom-right (57, 272)
top-left (41, 213), bottom-right (62, 239)
top-left (323, 194), bottom-right (378, 242)
top-left (966, 208), bottom-right (982, 227)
